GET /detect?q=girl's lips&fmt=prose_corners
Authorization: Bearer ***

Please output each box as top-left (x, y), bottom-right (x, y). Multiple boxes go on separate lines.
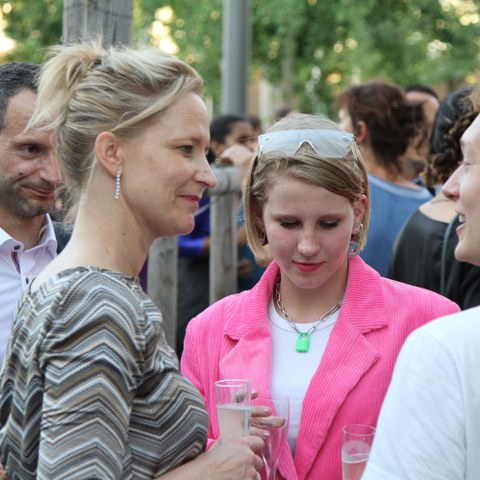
top-left (294, 262), bottom-right (322, 273)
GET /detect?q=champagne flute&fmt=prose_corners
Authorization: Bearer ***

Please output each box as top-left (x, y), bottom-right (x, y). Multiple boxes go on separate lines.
top-left (253, 394), bottom-right (290, 480)
top-left (341, 424), bottom-right (375, 480)
top-left (215, 379), bottom-right (251, 443)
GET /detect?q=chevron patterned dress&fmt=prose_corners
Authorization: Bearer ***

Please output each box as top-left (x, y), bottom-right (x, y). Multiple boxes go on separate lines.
top-left (0, 266), bottom-right (208, 479)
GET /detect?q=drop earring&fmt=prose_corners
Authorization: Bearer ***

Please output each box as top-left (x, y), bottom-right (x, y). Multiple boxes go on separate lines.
top-left (348, 223), bottom-right (363, 257)
top-left (114, 167), bottom-right (122, 200)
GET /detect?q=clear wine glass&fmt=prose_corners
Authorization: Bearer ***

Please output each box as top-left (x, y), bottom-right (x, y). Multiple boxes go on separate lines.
top-left (253, 394), bottom-right (290, 480)
top-left (215, 379), bottom-right (251, 443)
top-left (341, 424), bottom-right (375, 480)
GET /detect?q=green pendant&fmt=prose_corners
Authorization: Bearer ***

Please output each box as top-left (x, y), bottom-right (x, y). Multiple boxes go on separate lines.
top-left (296, 332), bottom-right (310, 352)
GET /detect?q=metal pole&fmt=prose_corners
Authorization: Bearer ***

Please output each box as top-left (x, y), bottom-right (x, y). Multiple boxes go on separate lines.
top-left (221, 0), bottom-right (251, 115)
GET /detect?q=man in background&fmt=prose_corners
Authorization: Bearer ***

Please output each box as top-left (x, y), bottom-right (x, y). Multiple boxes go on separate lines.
top-left (0, 62), bottom-right (62, 363)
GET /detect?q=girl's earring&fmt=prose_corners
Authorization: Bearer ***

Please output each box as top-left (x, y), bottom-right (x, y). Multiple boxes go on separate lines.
top-left (348, 223), bottom-right (363, 257)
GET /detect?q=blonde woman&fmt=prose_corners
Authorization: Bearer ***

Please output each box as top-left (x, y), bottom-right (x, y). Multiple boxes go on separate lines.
top-left (0, 42), bottom-right (263, 479)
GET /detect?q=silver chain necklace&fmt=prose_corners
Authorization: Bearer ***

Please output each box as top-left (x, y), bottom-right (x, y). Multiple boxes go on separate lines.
top-left (274, 277), bottom-right (344, 353)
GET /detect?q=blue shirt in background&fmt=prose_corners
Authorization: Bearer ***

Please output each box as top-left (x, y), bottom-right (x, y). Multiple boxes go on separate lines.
top-left (361, 174), bottom-right (432, 276)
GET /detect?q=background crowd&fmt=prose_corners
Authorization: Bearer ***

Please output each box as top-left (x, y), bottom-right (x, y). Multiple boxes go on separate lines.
top-left (0, 34), bottom-right (479, 480)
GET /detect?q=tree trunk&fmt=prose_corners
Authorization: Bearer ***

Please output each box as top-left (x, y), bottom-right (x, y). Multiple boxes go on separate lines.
top-left (63, 0), bottom-right (133, 46)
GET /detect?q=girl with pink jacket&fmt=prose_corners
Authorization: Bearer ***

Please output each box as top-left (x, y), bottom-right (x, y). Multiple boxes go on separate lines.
top-left (181, 114), bottom-right (459, 479)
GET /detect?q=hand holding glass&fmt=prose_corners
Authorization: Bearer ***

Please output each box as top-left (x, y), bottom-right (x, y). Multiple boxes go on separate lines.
top-left (251, 394), bottom-right (290, 480)
top-left (341, 424), bottom-right (375, 480)
top-left (215, 379), bottom-right (251, 443)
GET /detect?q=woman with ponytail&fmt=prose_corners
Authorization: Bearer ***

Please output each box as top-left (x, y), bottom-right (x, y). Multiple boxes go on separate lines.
top-left (0, 42), bottom-right (264, 479)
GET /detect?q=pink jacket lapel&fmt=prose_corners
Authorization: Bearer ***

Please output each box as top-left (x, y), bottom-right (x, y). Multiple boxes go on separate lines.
top-left (295, 258), bottom-right (388, 478)
top-left (219, 263), bottom-right (278, 401)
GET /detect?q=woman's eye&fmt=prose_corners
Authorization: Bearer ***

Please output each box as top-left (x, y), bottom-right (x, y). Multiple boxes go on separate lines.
top-left (320, 221), bottom-right (339, 229)
top-left (179, 145), bottom-right (193, 154)
top-left (280, 221), bottom-right (298, 229)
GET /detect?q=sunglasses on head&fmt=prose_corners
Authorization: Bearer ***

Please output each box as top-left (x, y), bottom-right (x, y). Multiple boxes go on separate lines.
top-left (258, 129), bottom-right (354, 158)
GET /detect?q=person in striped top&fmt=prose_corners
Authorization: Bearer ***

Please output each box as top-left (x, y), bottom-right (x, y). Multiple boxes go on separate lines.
top-left (0, 41), bottom-right (264, 480)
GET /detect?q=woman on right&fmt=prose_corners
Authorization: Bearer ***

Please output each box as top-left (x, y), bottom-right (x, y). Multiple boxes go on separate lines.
top-left (181, 113), bottom-right (459, 479)
top-left (362, 88), bottom-right (480, 480)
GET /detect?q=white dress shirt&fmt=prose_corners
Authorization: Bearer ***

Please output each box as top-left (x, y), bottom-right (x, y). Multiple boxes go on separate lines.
top-left (0, 215), bottom-right (57, 364)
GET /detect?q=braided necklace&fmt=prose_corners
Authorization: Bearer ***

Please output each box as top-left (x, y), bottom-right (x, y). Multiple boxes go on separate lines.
top-left (274, 277), bottom-right (344, 353)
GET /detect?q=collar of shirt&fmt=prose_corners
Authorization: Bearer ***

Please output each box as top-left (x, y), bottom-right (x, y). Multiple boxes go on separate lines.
top-left (0, 214), bottom-right (58, 256)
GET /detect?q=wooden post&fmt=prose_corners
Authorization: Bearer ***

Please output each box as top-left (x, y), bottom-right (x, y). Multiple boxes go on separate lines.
top-left (63, 0), bottom-right (133, 46)
top-left (210, 166), bottom-right (240, 303)
top-left (147, 238), bottom-right (178, 348)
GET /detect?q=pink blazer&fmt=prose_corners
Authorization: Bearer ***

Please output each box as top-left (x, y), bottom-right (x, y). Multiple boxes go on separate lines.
top-left (181, 256), bottom-right (459, 479)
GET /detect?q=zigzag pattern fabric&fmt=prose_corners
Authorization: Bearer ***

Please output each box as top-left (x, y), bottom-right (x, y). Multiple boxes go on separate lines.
top-left (0, 267), bottom-right (208, 479)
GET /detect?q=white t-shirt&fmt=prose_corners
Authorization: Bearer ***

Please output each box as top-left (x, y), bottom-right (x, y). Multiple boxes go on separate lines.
top-left (0, 216), bottom-right (57, 364)
top-left (362, 306), bottom-right (480, 480)
top-left (268, 297), bottom-right (339, 456)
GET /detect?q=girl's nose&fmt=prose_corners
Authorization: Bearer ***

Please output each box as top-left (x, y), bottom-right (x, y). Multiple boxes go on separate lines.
top-left (297, 232), bottom-right (319, 257)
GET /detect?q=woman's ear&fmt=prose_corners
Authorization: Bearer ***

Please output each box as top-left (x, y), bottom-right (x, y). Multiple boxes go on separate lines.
top-left (356, 120), bottom-right (369, 145)
top-left (95, 131), bottom-right (123, 178)
top-left (353, 194), bottom-right (368, 222)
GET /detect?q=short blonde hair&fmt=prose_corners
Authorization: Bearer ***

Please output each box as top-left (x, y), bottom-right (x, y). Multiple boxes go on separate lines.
top-left (243, 114), bottom-right (370, 262)
top-left (31, 40), bottom-right (203, 220)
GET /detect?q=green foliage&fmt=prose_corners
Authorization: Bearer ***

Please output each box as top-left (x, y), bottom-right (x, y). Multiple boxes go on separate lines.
top-left (2, 0), bottom-right (63, 63)
top-left (138, 0), bottom-right (479, 116)
top-left (136, 0), bottom-right (224, 107)
top-left (2, 0), bottom-right (480, 117)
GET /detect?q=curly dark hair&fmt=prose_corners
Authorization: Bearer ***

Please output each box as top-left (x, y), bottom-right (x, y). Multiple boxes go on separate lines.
top-left (424, 88), bottom-right (475, 187)
top-left (336, 80), bottom-right (424, 176)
